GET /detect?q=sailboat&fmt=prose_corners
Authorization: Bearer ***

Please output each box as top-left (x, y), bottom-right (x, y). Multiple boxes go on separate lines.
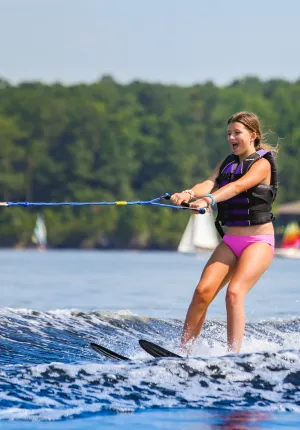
top-left (178, 211), bottom-right (219, 253)
top-left (275, 221), bottom-right (300, 259)
top-left (31, 214), bottom-right (47, 250)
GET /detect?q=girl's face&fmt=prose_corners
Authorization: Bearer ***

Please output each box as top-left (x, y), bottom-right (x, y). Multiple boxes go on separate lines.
top-left (227, 121), bottom-right (256, 158)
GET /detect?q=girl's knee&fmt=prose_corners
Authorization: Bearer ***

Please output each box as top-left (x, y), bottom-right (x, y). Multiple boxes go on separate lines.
top-left (226, 285), bottom-right (244, 307)
top-left (193, 283), bottom-right (215, 306)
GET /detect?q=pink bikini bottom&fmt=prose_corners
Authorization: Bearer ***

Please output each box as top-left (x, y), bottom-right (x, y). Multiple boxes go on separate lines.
top-left (223, 234), bottom-right (275, 258)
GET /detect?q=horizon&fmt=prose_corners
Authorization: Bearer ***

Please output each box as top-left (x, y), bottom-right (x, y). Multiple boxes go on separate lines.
top-left (1, 73), bottom-right (299, 88)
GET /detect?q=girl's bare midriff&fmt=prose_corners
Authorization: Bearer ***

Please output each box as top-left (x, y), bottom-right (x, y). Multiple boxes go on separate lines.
top-left (225, 221), bottom-right (274, 236)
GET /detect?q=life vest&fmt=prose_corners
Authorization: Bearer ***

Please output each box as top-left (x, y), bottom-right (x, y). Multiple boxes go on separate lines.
top-left (215, 149), bottom-right (278, 238)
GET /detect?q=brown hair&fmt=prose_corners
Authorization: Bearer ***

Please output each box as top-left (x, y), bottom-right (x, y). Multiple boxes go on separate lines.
top-left (227, 111), bottom-right (279, 154)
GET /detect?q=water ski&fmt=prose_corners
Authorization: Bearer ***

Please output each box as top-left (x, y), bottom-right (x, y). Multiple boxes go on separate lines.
top-left (139, 339), bottom-right (182, 358)
top-left (90, 342), bottom-right (130, 361)
top-left (90, 339), bottom-right (183, 361)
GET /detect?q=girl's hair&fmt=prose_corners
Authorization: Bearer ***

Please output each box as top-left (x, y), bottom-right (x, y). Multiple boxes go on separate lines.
top-left (227, 111), bottom-right (279, 154)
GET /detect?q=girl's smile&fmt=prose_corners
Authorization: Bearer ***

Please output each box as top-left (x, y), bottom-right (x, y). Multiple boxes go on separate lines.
top-left (227, 121), bottom-right (256, 160)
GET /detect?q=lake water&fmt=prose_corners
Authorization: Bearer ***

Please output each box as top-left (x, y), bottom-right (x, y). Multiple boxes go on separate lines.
top-left (0, 249), bottom-right (299, 429)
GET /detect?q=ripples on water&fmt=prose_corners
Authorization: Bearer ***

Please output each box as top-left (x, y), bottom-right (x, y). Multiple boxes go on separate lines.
top-left (0, 308), bottom-right (299, 421)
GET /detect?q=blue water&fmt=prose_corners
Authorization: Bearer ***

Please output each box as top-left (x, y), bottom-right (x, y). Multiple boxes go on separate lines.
top-left (0, 249), bottom-right (299, 429)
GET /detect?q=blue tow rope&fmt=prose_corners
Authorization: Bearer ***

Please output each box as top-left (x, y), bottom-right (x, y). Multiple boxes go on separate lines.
top-left (0, 193), bottom-right (206, 214)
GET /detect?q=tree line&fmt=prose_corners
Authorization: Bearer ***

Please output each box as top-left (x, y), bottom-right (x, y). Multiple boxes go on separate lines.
top-left (0, 75), bottom-right (299, 249)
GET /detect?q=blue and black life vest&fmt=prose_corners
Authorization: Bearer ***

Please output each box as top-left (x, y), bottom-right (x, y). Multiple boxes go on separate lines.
top-left (215, 149), bottom-right (278, 238)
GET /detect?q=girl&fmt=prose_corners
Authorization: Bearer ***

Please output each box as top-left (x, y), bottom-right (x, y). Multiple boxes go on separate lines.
top-left (171, 111), bottom-right (279, 353)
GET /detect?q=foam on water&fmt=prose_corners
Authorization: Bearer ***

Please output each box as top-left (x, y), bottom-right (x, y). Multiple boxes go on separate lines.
top-left (0, 308), bottom-right (299, 421)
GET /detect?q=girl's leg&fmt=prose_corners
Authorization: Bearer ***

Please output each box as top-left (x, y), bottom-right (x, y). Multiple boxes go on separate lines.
top-left (226, 242), bottom-right (274, 353)
top-left (194, 275), bottom-right (230, 338)
top-left (181, 241), bottom-right (237, 347)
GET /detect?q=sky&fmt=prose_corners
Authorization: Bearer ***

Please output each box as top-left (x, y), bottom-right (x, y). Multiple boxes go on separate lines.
top-left (0, 0), bottom-right (299, 87)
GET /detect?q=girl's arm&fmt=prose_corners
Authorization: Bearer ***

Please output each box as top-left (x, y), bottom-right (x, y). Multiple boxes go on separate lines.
top-left (170, 161), bottom-right (222, 205)
top-left (190, 158), bottom-right (271, 210)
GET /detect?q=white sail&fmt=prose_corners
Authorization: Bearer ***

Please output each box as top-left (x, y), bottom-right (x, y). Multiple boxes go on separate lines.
top-left (178, 216), bottom-right (195, 253)
top-left (31, 214), bottom-right (47, 248)
top-left (178, 212), bottom-right (219, 253)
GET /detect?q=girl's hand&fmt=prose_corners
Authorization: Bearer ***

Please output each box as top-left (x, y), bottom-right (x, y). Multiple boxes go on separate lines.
top-left (189, 199), bottom-right (209, 214)
top-left (170, 192), bottom-right (191, 206)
